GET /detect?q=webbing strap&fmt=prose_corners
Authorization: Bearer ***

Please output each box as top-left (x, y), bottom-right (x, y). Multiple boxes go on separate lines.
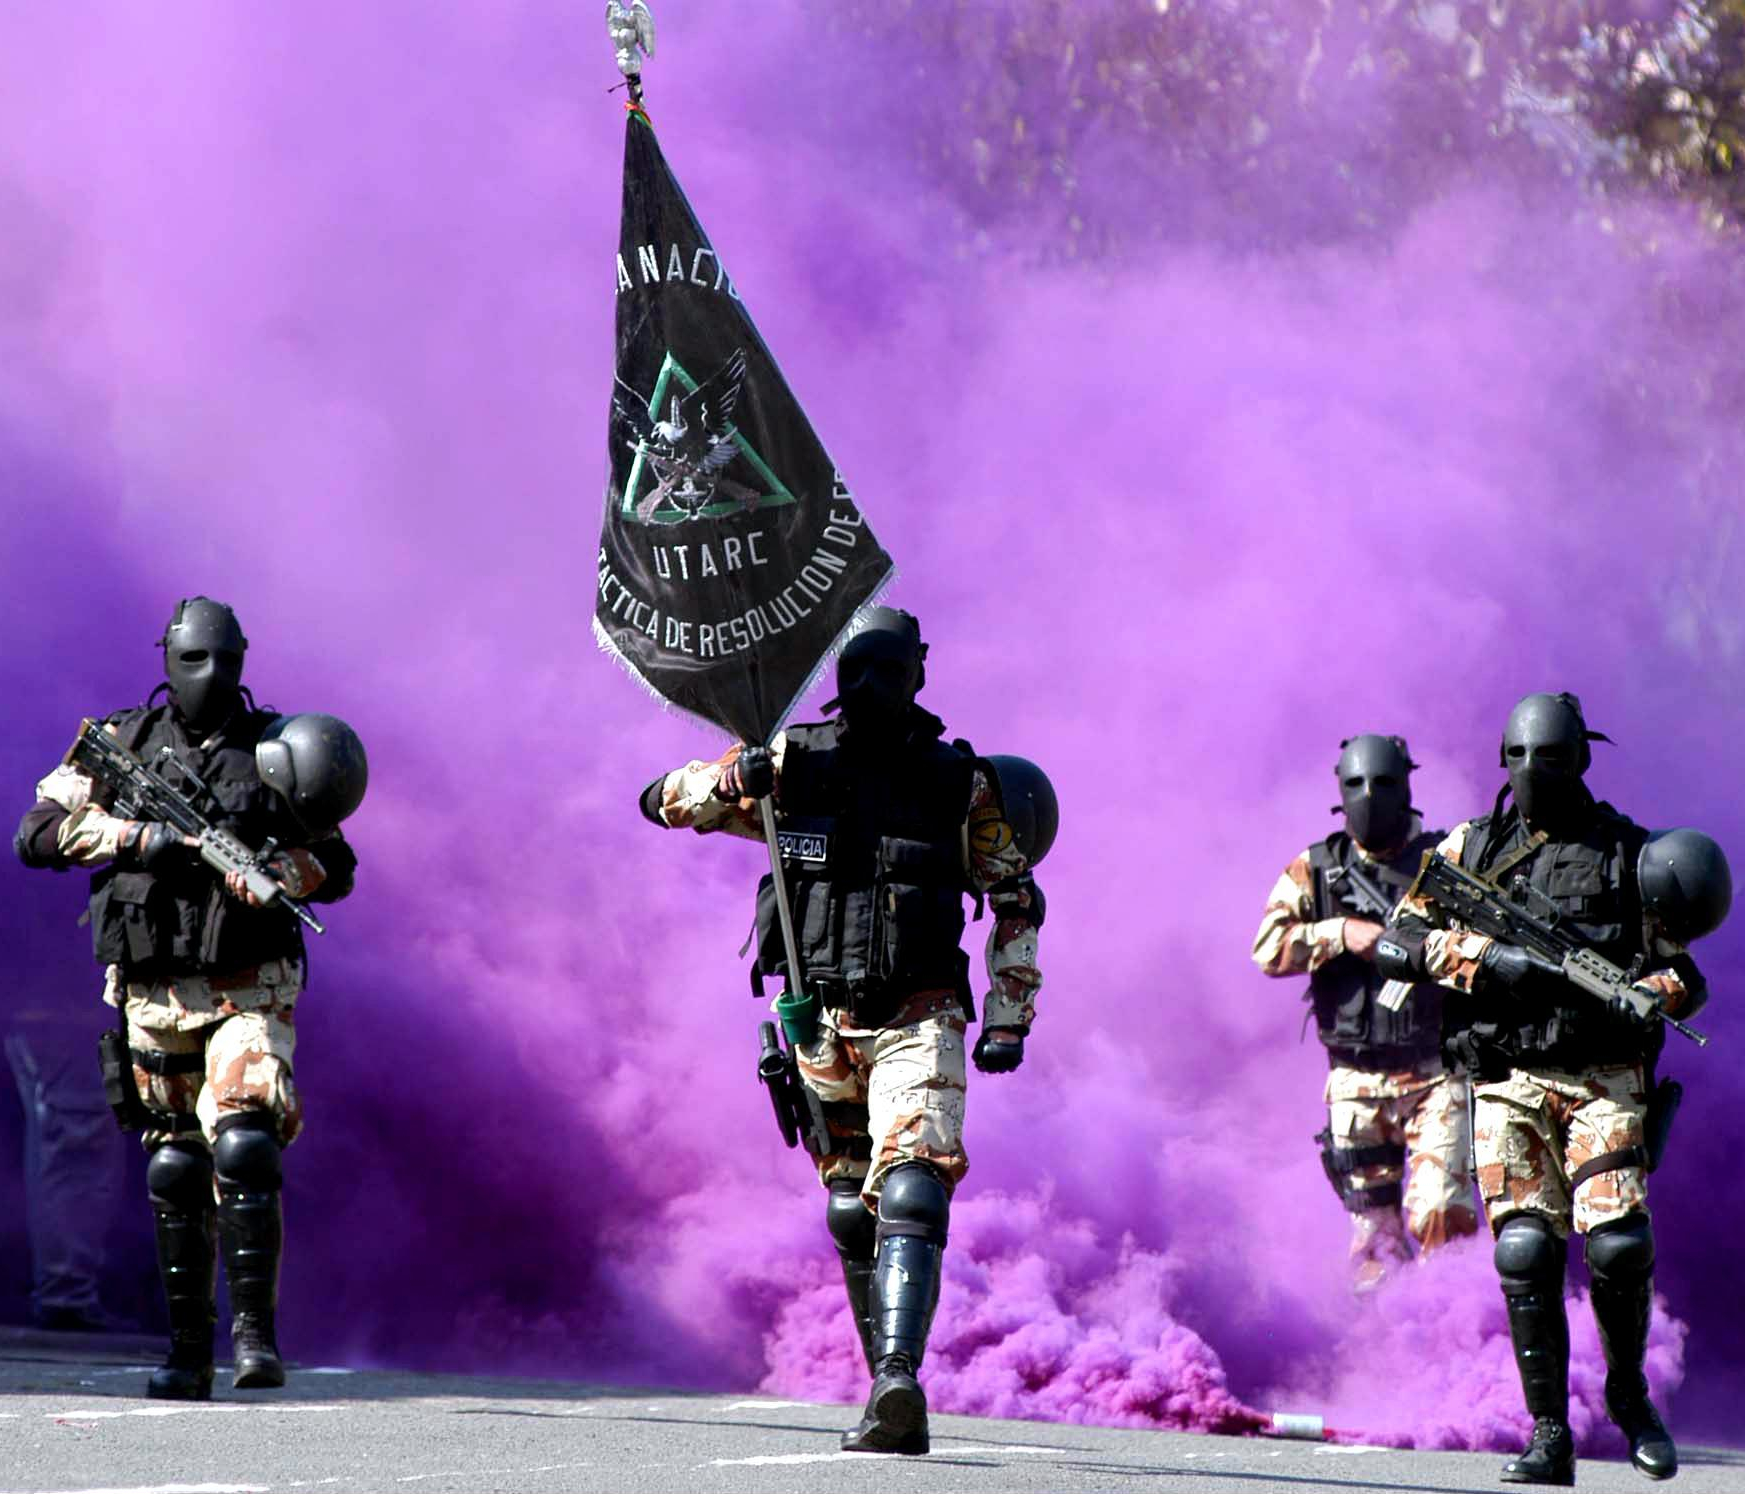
top-left (131, 1047), bottom-right (205, 1076)
top-left (1571, 1146), bottom-right (1647, 1191)
top-left (1346, 1181), bottom-right (1404, 1213)
top-left (1489, 829), bottom-right (1550, 881)
top-left (1333, 1142), bottom-right (1407, 1172)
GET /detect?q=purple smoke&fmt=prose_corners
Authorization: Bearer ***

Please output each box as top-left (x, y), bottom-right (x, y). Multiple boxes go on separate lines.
top-left (3, 0), bottom-right (1741, 1454)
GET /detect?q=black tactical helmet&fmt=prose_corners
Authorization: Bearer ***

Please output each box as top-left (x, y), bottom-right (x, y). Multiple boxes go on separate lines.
top-left (830, 606), bottom-right (926, 735)
top-left (1638, 829), bottom-right (1732, 943)
top-left (983, 755), bottom-right (1059, 867)
top-left (1500, 692), bottom-right (1608, 825)
top-left (1333, 734), bottom-right (1416, 853)
top-left (256, 714), bottom-right (369, 836)
top-left (161, 597), bottom-right (247, 733)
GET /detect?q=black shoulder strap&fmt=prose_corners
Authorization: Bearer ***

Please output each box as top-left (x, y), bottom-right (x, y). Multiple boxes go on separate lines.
top-left (1307, 834), bottom-right (1345, 919)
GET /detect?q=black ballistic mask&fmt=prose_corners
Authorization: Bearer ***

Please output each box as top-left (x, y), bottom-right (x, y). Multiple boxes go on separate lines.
top-left (1334, 734), bottom-right (1415, 854)
top-left (161, 596), bottom-right (247, 734)
top-left (830, 606), bottom-right (925, 744)
top-left (1501, 692), bottom-right (1596, 828)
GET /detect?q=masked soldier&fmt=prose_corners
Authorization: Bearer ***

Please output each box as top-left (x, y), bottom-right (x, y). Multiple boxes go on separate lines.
top-left (1382, 693), bottom-right (1721, 1486)
top-left (13, 598), bottom-right (365, 1401)
top-left (639, 606), bottom-right (1053, 1457)
top-left (1253, 734), bottom-right (1477, 1290)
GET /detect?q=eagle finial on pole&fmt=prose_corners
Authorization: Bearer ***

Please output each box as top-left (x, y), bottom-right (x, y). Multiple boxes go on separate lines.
top-left (606, 0), bottom-right (656, 104)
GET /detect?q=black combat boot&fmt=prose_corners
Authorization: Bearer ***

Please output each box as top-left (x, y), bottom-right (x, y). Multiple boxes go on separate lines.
top-left (840, 1165), bottom-right (947, 1457)
top-left (1496, 1217), bottom-right (1574, 1486)
top-left (1499, 1280), bottom-right (1575, 1485)
top-left (1589, 1218), bottom-right (1677, 1480)
top-left (218, 1180), bottom-right (285, 1389)
top-left (147, 1198), bottom-right (216, 1401)
top-left (840, 1256), bottom-right (877, 1377)
top-left (825, 1177), bottom-right (878, 1377)
top-left (214, 1115), bottom-right (287, 1390)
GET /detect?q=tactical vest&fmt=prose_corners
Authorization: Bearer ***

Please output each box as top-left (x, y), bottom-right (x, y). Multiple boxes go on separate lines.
top-left (1307, 829), bottom-right (1445, 1069)
top-left (1455, 801), bottom-right (1659, 1072)
top-left (87, 704), bottom-right (309, 977)
top-left (754, 713), bottom-right (976, 1029)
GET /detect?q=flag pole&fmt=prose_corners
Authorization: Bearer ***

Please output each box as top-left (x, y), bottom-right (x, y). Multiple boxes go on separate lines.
top-left (757, 792), bottom-right (807, 1003)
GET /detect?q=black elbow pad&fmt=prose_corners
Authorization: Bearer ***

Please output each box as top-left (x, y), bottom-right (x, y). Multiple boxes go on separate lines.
top-left (639, 777), bottom-right (667, 827)
top-left (990, 873), bottom-right (1044, 929)
top-left (14, 803), bottom-right (70, 871)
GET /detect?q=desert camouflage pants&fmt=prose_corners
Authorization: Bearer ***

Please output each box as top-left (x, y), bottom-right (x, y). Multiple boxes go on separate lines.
top-left (1325, 1065), bottom-right (1478, 1280)
top-left (796, 1001), bottom-right (968, 1208)
top-left (108, 960), bottom-right (304, 1150)
top-left (1474, 1064), bottom-right (1649, 1237)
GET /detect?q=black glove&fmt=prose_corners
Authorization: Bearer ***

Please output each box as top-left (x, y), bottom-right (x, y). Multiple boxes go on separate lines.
top-left (1609, 986), bottom-right (1664, 1030)
top-left (717, 745), bottom-right (775, 802)
top-left (125, 821), bottom-right (195, 874)
top-left (1479, 940), bottom-right (1558, 989)
top-left (972, 1027), bottom-right (1025, 1074)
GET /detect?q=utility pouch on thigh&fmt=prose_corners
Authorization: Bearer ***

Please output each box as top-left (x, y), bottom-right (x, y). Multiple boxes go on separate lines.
top-left (1643, 1077), bottom-right (1683, 1173)
top-left (97, 1018), bottom-right (152, 1133)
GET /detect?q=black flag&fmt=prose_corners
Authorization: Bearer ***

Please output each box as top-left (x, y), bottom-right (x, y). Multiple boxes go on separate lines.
top-left (596, 105), bottom-right (893, 746)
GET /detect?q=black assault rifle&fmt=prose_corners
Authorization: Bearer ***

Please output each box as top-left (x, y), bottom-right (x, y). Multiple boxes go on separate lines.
top-left (757, 1021), bottom-right (831, 1156)
top-left (1406, 851), bottom-right (1707, 1047)
top-left (1327, 860), bottom-right (1400, 921)
top-left (65, 719), bottom-right (325, 936)
top-left (1326, 860), bottom-right (1417, 1011)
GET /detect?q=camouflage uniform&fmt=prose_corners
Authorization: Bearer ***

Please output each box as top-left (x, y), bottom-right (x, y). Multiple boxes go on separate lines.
top-left (651, 733), bottom-right (1042, 1205)
top-left (31, 754), bottom-right (330, 1151)
top-left (1254, 825), bottom-right (1477, 1285)
top-left (1392, 819), bottom-right (1698, 1241)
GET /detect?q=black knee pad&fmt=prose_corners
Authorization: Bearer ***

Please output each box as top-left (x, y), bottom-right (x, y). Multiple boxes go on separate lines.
top-left (826, 1177), bottom-right (877, 1263)
top-left (147, 1140), bottom-right (214, 1211)
top-left (1494, 1214), bottom-right (1566, 1288)
top-left (212, 1112), bottom-right (283, 1191)
top-left (1586, 1214), bottom-right (1655, 1284)
top-left (875, 1163), bottom-right (949, 1248)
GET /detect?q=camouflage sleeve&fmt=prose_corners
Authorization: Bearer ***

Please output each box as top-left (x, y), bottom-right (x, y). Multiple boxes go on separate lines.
top-left (1389, 822), bottom-right (1494, 993)
top-left (1251, 850), bottom-right (1348, 976)
top-left (963, 768), bottom-right (1042, 1033)
top-left (981, 875), bottom-right (1042, 1032)
top-left (35, 761), bottom-right (137, 867)
top-left (648, 732), bottom-right (787, 841)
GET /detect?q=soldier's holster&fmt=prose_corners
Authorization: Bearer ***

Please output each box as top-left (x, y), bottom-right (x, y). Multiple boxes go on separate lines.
top-left (98, 1005), bottom-right (203, 1135)
top-left (1314, 1126), bottom-right (1406, 1212)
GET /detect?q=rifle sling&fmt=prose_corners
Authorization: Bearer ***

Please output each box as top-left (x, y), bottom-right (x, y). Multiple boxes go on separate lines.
top-left (1486, 828), bottom-right (1549, 882)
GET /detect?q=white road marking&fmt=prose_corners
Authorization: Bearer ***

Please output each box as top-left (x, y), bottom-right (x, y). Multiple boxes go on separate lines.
top-left (396, 1464), bottom-right (592, 1483)
top-left (48, 1407), bottom-right (244, 1419)
top-left (934, 1445), bottom-right (1059, 1457)
top-left (10, 1485), bottom-right (271, 1494)
top-left (47, 1405), bottom-right (349, 1422)
top-left (1314, 1444), bottom-right (1387, 1455)
top-left (722, 1400), bottom-right (816, 1410)
top-left (708, 1453), bottom-right (893, 1466)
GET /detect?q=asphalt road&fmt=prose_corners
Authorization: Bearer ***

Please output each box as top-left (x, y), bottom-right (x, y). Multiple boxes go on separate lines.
top-left (3, 1330), bottom-right (1742, 1494)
